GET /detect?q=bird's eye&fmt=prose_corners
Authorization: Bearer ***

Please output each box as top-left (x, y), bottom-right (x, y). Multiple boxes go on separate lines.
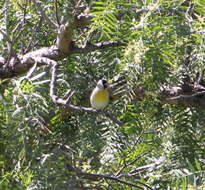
top-left (102, 79), bottom-right (107, 85)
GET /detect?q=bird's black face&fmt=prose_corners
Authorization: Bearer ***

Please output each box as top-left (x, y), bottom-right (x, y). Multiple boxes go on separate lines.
top-left (97, 79), bottom-right (108, 89)
top-left (102, 79), bottom-right (108, 89)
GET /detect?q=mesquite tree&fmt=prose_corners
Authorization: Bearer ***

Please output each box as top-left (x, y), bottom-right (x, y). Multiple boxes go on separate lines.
top-left (0, 0), bottom-right (205, 189)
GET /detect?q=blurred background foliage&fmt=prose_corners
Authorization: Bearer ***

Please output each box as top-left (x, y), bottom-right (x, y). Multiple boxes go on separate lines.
top-left (1, 0), bottom-right (205, 189)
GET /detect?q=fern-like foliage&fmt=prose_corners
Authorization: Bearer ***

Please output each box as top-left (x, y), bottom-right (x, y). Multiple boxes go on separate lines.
top-left (91, 0), bottom-right (118, 40)
top-left (1, 0), bottom-right (205, 190)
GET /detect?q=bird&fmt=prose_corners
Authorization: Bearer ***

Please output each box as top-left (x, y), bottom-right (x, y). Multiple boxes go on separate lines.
top-left (90, 79), bottom-right (110, 110)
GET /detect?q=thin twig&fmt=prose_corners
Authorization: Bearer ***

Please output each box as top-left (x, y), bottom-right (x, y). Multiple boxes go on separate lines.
top-left (12, 23), bottom-right (26, 40)
top-left (191, 30), bottom-right (205, 34)
top-left (25, 18), bottom-right (43, 53)
top-left (65, 104), bottom-right (124, 126)
top-left (9, 23), bottom-right (26, 57)
top-left (50, 61), bottom-right (58, 99)
top-left (43, 142), bottom-right (76, 153)
top-left (102, 110), bottom-right (124, 126)
top-left (76, 171), bottom-right (153, 190)
top-left (4, 0), bottom-right (11, 53)
top-left (31, 0), bottom-right (58, 29)
top-left (0, 29), bottom-right (12, 44)
top-left (54, 0), bottom-right (61, 26)
top-left (72, 41), bottom-right (126, 54)
top-left (114, 151), bottom-right (149, 177)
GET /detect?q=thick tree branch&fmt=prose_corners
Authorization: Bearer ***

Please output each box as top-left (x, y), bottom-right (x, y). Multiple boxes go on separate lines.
top-left (0, 39), bottom-right (124, 79)
top-left (112, 84), bottom-right (205, 110)
top-left (161, 88), bottom-right (205, 108)
top-left (0, 3), bottom-right (122, 79)
top-left (56, 14), bottom-right (92, 53)
top-left (0, 53), bottom-right (59, 79)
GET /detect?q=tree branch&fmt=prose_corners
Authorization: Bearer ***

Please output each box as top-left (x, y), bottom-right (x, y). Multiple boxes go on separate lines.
top-left (72, 41), bottom-right (126, 53)
top-left (56, 14), bottom-right (92, 53)
top-left (164, 90), bottom-right (205, 108)
top-left (160, 85), bottom-right (205, 109)
top-left (76, 171), bottom-right (153, 190)
top-left (0, 29), bottom-right (12, 44)
top-left (49, 62), bottom-right (123, 126)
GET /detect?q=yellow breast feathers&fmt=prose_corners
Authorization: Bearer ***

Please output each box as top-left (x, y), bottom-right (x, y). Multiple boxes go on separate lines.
top-left (90, 88), bottom-right (109, 109)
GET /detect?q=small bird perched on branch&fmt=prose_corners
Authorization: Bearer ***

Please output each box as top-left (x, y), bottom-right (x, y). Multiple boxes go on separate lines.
top-left (90, 79), bottom-right (110, 110)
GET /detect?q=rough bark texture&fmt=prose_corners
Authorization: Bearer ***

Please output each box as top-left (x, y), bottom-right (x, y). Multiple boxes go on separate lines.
top-left (0, 13), bottom-right (92, 79)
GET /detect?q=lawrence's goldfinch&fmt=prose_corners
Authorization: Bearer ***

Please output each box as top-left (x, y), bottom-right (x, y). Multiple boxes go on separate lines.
top-left (90, 79), bottom-right (109, 109)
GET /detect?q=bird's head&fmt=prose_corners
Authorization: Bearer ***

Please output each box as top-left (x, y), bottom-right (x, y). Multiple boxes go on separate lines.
top-left (97, 79), bottom-right (109, 90)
